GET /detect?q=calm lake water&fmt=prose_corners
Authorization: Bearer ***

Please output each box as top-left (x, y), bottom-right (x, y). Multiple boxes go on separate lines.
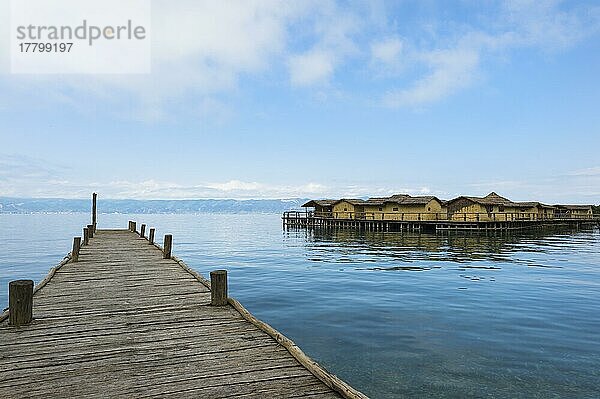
top-left (1, 213), bottom-right (599, 398)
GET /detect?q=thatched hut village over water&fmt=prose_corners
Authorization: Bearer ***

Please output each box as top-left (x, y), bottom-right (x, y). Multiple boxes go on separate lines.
top-left (302, 192), bottom-right (594, 222)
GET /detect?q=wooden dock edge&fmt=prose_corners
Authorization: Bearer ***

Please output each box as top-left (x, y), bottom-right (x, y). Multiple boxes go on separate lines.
top-left (148, 240), bottom-right (368, 399)
top-left (226, 297), bottom-right (368, 399)
top-left (0, 254), bottom-right (71, 323)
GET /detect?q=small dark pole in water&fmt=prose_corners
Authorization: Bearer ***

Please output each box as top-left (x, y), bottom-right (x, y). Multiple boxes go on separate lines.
top-left (83, 227), bottom-right (89, 246)
top-left (210, 270), bottom-right (228, 306)
top-left (72, 237), bottom-right (81, 262)
top-left (163, 234), bottom-right (172, 259)
top-left (149, 228), bottom-right (155, 244)
top-left (140, 224), bottom-right (146, 238)
top-left (9, 280), bottom-right (33, 326)
top-left (92, 193), bottom-right (97, 232)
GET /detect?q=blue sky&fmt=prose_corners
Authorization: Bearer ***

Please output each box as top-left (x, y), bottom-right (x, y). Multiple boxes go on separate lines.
top-left (0, 0), bottom-right (599, 203)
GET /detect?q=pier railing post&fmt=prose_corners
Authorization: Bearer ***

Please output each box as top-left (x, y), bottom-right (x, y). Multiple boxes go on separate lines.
top-left (163, 234), bottom-right (172, 259)
top-left (92, 192), bottom-right (97, 232)
top-left (87, 224), bottom-right (94, 239)
top-left (131, 221), bottom-right (137, 234)
top-left (210, 270), bottom-right (228, 306)
top-left (140, 224), bottom-right (146, 238)
top-left (72, 237), bottom-right (81, 262)
top-left (128, 221), bottom-right (132, 231)
top-left (9, 280), bottom-right (34, 326)
top-left (149, 228), bottom-right (155, 244)
top-left (83, 227), bottom-right (89, 246)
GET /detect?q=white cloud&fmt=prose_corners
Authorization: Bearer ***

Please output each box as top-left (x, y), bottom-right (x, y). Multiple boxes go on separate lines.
top-left (0, 178), bottom-right (330, 200)
top-left (501, 0), bottom-right (600, 49)
top-left (2, 152), bottom-right (598, 202)
top-left (0, 154), bottom-right (433, 199)
top-left (206, 180), bottom-right (262, 192)
top-left (288, 50), bottom-right (335, 86)
top-left (287, 1), bottom-right (360, 87)
top-left (371, 36), bottom-right (403, 65)
top-left (0, 154), bottom-right (330, 198)
top-left (0, 1), bottom-right (324, 120)
top-left (1, 1), bottom-right (598, 113)
top-left (567, 166), bottom-right (600, 177)
top-left (381, 0), bottom-right (600, 108)
top-left (384, 47), bottom-right (480, 107)
top-left (0, 0), bottom-right (370, 119)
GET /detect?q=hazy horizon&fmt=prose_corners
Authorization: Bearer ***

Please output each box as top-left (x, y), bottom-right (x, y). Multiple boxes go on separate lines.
top-left (0, 193), bottom-right (596, 205)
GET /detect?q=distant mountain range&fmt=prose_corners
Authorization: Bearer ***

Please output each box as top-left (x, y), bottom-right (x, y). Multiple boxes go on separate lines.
top-left (0, 197), bottom-right (308, 214)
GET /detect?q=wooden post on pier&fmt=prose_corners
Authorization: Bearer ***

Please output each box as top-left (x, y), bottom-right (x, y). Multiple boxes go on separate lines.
top-left (83, 227), bottom-right (89, 246)
top-left (72, 237), bottom-right (81, 262)
top-left (149, 228), bottom-right (155, 244)
top-left (87, 224), bottom-right (94, 239)
top-left (8, 279), bottom-right (34, 326)
top-left (140, 224), bottom-right (146, 238)
top-left (210, 270), bottom-right (228, 306)
top-left (131, 221), bottom-right (137, 234)
top-left (92, 193), bottom-right (97, 232)
top-left (163, 234), bottom-right (172, 259)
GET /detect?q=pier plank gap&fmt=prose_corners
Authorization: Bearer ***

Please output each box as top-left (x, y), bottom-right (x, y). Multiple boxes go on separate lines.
top-left (0, 229), bottom-right (363, 398)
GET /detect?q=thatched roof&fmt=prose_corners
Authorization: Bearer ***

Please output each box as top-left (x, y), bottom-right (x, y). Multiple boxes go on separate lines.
top-left (337, 199), bottom-right (369, 206)
top-left (397, 196), bottom-right (440, 205)
top-left (514, 202), bottom-right (555, 209)
top-left (301, 200), bottom-right (336, 208)
top-left (466, 192), bottom-right (514, 205)
top-left (363, 198), bottom-right (387, 205)
top-left (448, 192), bottom-right (518, 206)
top-left (303, 194), bottom-right (442, 208)
top-left (555, 204), bottom-right (593, 210)
top-left (447, 193), bottom-right (562, 209)
top-left (387, 194), bottom-right (410, 201)
top-left (301, 192), bottom-right (585, 211)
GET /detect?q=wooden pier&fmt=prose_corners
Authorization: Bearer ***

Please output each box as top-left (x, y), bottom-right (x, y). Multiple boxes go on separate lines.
top-left (0, 195), bottom-right (366, 398)
top-left (282, 211), bottom-right (600, 233)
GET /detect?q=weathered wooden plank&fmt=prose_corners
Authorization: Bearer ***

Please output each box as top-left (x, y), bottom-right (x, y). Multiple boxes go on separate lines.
top-left (7, 368), bottom-right (325, 399)
top-left (0, 338), bottom-right (276, 373)
top-left (145, 375), bottom-right (340, 399)
top-left (32, 285), bottom-right (207, 300)
top-left (1, 346), bottom-right (301, 387)
top-left (0, 306), bottom-right (232, 331)
top-left (0, 318), bottom-right (257, 349)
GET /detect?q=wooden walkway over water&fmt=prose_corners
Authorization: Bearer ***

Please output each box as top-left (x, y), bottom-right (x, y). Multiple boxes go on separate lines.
top-left (283, 211), bottom-right (600, 232)
top-left (0, 224), bottom-right (365, 398)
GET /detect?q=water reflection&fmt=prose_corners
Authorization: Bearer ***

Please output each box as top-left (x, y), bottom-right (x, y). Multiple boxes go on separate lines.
top-left (284, 226), bottom-right (597, 268)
